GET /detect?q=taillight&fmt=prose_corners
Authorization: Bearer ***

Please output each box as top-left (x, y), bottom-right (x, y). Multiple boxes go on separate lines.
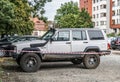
top-left (107, 43), bottom-right (110, 49)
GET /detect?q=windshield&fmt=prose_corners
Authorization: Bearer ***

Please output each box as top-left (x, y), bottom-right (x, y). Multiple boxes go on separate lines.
top-left (0, 36), bottom-right (19, 42)
top-left (41, 29), bottom-right (55, 40)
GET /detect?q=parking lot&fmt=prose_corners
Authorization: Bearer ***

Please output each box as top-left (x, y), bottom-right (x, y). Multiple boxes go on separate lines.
top-left (0, 51), bottom-right (120, 82)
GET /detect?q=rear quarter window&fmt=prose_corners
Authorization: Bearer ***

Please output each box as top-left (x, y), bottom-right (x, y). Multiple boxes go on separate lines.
top-left (88, 30), bottom-right (104, 40)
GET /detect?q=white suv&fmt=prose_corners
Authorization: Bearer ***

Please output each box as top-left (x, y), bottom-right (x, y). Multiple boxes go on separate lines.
top-left (10, 28), bottom-right (110, 72)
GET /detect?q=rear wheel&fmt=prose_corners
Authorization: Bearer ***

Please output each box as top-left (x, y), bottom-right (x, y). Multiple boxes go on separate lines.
top-left (83, 54), bottom-right (100, 69)
top-left (71, 59), bottom-right (82, 64)
top-left (20, 53), bottom-right (41, 72)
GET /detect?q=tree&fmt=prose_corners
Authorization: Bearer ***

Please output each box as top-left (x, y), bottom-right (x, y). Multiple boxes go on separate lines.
top-left (55, 1), bottom-right (79, 23)
top-left (28, 0), bottom-right (52, 17)
top-left (0, 0), bottom-right (15, 35)
top-left (9, 0), bottom-right (34, 35)
top-left (0, 0), bottom-right (34, 35)
top-left (54, 1), bottom-right (93, 28)
top-left (78, 8), bottom-right (93, 28)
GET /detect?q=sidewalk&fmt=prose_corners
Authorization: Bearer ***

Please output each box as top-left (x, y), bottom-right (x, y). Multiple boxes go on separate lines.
top-left (111, 50), bottom-right (120, 55)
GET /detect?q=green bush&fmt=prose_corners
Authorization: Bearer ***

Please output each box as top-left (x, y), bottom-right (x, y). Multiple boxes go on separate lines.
top-left (107, 33), bottom-right (115, 37)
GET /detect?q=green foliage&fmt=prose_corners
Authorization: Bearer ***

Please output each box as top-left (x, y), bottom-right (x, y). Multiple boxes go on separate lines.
top-left (0, 0), bottom-right (34, 35)
top-left (0, 0), bottom-right (15, 34)
top-left (55, 1), bottom-right (79, 23)
top-left (54, 1), bottom-right (93, 28)
top-left (107, 33), bottom-right (115, 37)
top-left (28, 0), bottom-right (52, 17)
top-left (117, 33), bottom-right (120, 36)
top-left (9, 0), bottom-right (34, 35)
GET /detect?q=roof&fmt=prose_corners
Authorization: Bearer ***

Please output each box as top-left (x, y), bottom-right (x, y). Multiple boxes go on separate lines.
top-left (54, 28), bottom-right (102, 31)
top-left (30, 17), bottom-right (47, 31)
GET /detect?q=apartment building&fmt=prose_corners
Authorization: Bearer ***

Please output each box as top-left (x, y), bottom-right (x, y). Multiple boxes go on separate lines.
top-left (79, 0), bottom-right (92, 16)
top-left (79, 0), bottom-right (120, 34)
top-left (92, 0), bottom-right (107, 32)
top-left (109, 0), bottom-right (120, 34)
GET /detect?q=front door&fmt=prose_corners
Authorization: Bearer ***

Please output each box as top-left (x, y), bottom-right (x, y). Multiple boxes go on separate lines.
top-left (48, 30), bottom-right (71, 54)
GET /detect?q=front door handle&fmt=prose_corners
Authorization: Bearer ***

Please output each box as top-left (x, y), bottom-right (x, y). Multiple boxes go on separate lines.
top-left (83, 42), bottom-right (88, 43)
top-left (66, 42), bottom-right (71, 44)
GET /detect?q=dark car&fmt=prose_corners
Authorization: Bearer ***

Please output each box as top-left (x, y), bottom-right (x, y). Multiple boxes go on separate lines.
top-left (0, 35), bottom-right (40, 43)
top-left (0, 35), bottom-right (40, 57)
top-left (111, 37), bottom-right (120, 50)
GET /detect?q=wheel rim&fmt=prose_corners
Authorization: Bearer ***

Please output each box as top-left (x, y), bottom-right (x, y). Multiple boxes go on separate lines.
top-left (0, 49), bottom-right (5, 57)
top-left (88, 56), bottom-right (97, 66)
top-left (25, 57), bottom-right (37, 68)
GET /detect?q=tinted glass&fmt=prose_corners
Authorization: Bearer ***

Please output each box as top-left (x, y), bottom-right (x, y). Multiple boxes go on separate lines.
top-left (88, 30), bottom-right (104, 40)
top-left (54, 31), bottom-right (70, 41)
top-left (72, 30), bottom-right (87, 40)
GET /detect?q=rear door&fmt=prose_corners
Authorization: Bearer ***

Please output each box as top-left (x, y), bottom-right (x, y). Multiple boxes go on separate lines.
top-left (71, 30), bottom-right (88, 52)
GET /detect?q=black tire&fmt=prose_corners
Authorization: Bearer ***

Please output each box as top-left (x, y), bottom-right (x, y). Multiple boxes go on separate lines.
top-left (112, 48), bottom-right (116, 50)
top-left (83, 54), bottom-right (100, 69)
top-left (20, 53), bottom-right (41, 72)
top-left (16, 58), bottom-right (20, 65)
top-left (71, 59), bottom-right (82, 64)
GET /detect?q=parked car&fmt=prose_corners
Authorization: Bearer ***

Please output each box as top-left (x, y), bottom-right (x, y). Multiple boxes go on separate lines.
top-left (111, 37), bottom-right (120, 50)
top-left (0, 35), bottom-right (40, 57)
top-left (107, 37), bottom-right (115, 49)
top-left (9, 28), bottom-right (110, 72)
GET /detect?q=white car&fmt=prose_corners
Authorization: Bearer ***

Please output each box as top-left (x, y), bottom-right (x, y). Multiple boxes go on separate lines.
top-left (10, 28), bottom-right (110, 72)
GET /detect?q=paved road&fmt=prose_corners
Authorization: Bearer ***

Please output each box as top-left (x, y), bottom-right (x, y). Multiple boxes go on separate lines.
top-left (1, 54), bottom-right (120, 82)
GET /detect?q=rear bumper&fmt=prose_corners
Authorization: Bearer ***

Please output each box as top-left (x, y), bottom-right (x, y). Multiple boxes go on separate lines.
top-left (99, 50), bottom-right (111, 56)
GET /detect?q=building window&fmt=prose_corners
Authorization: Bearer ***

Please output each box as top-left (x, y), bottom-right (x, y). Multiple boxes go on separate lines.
top-left (97, 0), bottom-right (99, 3)
top-left (97, 6), bottom-right (99, 10)
top-left (93, 0), bottom-right (95, 3)
top-left (112, 1), bottom-right (115, 7)
top-left (117, 19), bottom-right (119, 24)
top-left (93, 22), bottom-right (95, 26)
top-left (93, 7), bottom-right (95, 11)
top-left (103, 5), bottom-right (106, 8)
top-left (100, 4), bottom-right (106, 9)
top-left (112, 11), bottom-right (115, 16)
top-left (93, 14), bottom-right (95, 19)
top-left (100, 13), bottom-right (106, 17)
top-left (96, 22), bottom-right (99, 26)
top-left (118, 0), bottom-right (120, 6)
top-left (112, 20), bottom-right (115, 25)
top-left (100, 21), bottom-right (106, 25)
top-left (97, 14), bottom-right (99, 18)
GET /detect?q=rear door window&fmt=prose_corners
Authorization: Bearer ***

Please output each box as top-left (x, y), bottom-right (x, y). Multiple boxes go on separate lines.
top-left (72, 30), bottom-right (87, 40)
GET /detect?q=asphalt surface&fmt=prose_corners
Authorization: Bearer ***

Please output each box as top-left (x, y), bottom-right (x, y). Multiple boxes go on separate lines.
top-left (0, 52), bottom-right (120, 82)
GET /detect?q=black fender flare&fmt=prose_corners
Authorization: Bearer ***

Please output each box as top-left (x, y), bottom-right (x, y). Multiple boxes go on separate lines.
top-left (84, 46), bottom-right (100, 52)
top-left (17, 47), bottom-right (42, 61)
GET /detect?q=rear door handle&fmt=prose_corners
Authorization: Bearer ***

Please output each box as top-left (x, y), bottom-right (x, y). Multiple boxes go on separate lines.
top-left (83, 42), bottom-right (88, 43)
top-left (66, 42), bottom-right (71, 44)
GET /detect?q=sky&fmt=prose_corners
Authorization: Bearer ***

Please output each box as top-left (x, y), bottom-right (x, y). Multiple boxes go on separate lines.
top-left (44, 0), bottom-right (79, 21)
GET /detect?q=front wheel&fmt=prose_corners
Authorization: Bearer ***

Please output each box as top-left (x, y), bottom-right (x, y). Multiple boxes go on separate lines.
top-left (20, 53), bottom-right (41, 72)
top-left (83, 54), bottom-right (100, 69)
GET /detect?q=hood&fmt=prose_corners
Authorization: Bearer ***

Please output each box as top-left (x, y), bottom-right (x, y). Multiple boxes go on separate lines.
top-left (12, 40), bottom-right (46, 46)
top-left (12, 40), bottom-right (46, 53)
